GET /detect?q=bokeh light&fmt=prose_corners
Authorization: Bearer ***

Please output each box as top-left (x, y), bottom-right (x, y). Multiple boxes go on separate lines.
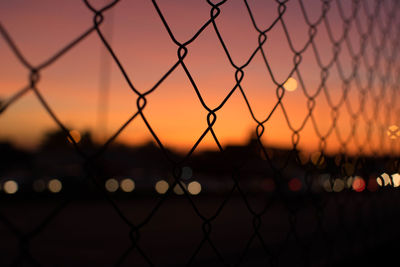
top-left (319, 174), bottom-right (331, 192)
top-left (322, 179), bottom-right (333, 192)
top-left (188, 181), bottom-right (201, 195)
top-left (155, 180), bottom-right (169, 194)
top-left (173, 182), bottom-right (186, 195)
top-left (181, 166), bottom-right (193, 180)
top-left (288, 178), bottom-right (302, 192)
top-left (352, 177), bottom-right (365, 192)
top-left (4, 180), bottom-right (18, 194)
top-left (377, 173), bottom-right (391, 187)
top-left (120, 178), bottom-right (135, 192)
top-left (391, 173), bottom-right (400, 187)
top-left (346, 177), bottom-right (354, 189)
top-left (283, 77), bottom-right (297, 92)
top-left (105, 178), bottom-right (119, 192)
top-left (387, 125), bottom-right (400, 139)
top-left (48, 179), bottom-right (62, 193)
top-left (67, 130), bottom-right (81, 143)
top-left (367, 177), bottom-right (378, 192)
top-left (333, 179), bottom-right (345, 192)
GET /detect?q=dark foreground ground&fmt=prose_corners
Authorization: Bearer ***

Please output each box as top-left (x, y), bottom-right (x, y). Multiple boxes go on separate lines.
top-left (1, 192), bottom-right (400, 267)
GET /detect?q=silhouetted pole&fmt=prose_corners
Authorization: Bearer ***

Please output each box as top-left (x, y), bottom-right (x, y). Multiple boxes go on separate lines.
top-left (97, 8), bottom-right (114, 142)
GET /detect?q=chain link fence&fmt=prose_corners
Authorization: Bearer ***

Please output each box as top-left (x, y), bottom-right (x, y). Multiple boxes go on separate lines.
top-left (1, 0), bottom-right (400, 266)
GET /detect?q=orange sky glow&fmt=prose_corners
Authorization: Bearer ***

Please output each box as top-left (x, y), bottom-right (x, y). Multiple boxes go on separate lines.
top-left (1, 0), bottom-right (399, 156)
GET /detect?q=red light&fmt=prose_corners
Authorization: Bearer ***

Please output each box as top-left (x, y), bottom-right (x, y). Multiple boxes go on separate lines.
top-left (352, 177), bottom-right (365, 192)
top-left (288, 178), bottom-right (302, 192)
top-left (367, 177), bottom-right (378, 192)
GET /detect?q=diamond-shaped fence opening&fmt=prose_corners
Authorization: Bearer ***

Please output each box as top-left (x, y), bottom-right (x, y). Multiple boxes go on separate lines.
top-left (1, 0), bottom-right (400, 266)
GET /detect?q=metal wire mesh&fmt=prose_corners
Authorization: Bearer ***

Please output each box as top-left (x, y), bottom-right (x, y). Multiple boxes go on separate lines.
top-left (1, 0), bottom-right (400, 266)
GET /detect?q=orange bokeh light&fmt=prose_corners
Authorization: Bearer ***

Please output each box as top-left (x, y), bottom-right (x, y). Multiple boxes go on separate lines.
top-left (352, 177), bottom-right (365, 192)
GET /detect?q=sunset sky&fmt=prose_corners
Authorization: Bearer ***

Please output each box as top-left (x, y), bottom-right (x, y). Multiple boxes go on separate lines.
top-left (1, 0), bottom-right (399, 155)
